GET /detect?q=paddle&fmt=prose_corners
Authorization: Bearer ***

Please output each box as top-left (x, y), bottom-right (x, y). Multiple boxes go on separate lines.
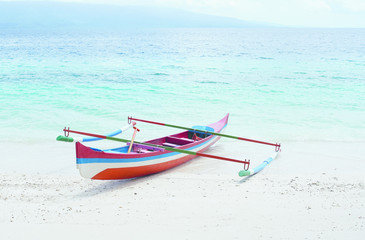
top-left (128, 116), bottom-right (281, 151)
top-left (57, 128), bottom-right (250, 168)
top-left (127, 126), bottom-right (140, 154)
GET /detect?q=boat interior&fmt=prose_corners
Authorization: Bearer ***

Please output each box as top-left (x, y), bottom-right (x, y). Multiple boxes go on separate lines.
top-left (98, 127), bottom-right (214, 154)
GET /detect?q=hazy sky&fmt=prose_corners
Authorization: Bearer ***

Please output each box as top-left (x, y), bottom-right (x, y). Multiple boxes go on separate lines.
top-left (2, 0), bottom-right (365, 27)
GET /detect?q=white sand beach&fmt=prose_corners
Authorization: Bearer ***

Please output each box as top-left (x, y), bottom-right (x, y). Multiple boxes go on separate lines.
top-left (0, 141), bottom-right (364, 240)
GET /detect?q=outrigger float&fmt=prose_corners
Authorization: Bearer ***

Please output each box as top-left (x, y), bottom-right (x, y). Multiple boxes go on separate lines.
top-left (57, 114), bottom-right (281, 180)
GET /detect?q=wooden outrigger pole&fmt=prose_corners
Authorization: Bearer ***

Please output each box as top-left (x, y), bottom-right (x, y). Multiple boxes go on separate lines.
top-left (128, 116), bottom-right (281, 151)
top-left (58, 128), bottom-right (251, 169)
top-left (128, 116), bottom-right (281, 177)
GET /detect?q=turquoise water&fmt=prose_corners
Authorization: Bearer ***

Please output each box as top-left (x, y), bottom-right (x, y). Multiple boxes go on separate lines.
top-left (1, 28), bottom-right (365, 143)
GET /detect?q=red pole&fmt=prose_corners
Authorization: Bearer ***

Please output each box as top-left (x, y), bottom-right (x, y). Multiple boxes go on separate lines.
top-left (61, 128), bottom-right (251, 168)
top-left (128, 116), bottom-right (281, 151)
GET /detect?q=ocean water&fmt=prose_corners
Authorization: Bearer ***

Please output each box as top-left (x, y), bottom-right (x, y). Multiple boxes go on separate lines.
top-left (1, 28), bottom-right (365, 144)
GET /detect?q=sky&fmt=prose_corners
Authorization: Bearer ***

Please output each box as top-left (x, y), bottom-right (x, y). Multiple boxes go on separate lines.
top-left (1, 0), bottom-right (365, 27)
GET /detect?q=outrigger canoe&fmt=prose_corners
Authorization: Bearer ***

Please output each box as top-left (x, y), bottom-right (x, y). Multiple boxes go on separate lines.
top-left (57, 114), bottom-right (280, 180)
top-left (69, 114), bottom-right (228, 180)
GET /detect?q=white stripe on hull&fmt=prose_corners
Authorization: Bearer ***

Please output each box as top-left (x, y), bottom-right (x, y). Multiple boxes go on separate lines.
top-left (78, 136), bottom-right (220, 178)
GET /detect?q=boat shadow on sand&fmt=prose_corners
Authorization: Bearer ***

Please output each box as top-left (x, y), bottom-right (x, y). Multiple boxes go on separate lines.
top-left (72, 157), bottom-right (254, 199)
top-left (72, 156), bottom-right (209, 198)
top-left (73, 175), bottom-right (154, 198)
top-left (238, 174), bottom-right (256, 184)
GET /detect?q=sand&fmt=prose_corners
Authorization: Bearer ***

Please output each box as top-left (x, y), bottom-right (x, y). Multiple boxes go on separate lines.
top-left (0, 141), bottom-right (364, 239)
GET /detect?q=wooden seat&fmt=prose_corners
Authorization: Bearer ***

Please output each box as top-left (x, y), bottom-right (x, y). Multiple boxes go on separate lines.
top-left (126, 142), bottom-right (164, 152)
top-left (180, 137), bottom-right (195, 143)
top-left (138, 149), bottom-right (150, 153)
top-left (165, 136), bottom-right (194, 145)
top-left (162, 142), bottom-right (179, 148)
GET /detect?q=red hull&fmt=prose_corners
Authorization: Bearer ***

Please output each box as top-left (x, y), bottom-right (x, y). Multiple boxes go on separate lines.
top-left (76, 114), bottom-right (229, 180)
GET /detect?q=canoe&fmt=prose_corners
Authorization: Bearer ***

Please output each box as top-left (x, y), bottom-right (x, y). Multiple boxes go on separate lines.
top-left (75, 114), bottom-right (229, 180)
